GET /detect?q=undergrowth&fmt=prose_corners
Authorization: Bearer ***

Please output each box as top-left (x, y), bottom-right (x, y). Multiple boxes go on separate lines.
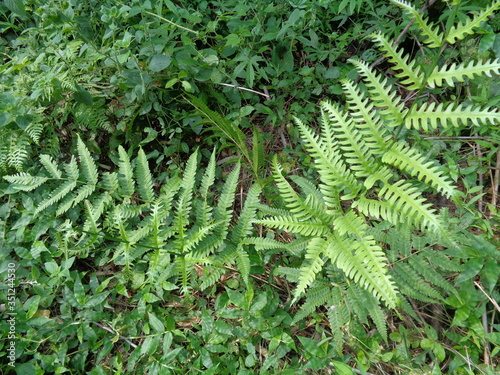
top-left (1, 0), bottom-right (500, 374)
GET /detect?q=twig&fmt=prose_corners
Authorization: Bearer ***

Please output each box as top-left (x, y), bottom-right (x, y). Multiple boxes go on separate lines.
top-left (491, 150), bottom-right (500, 218)
top-left (353, 369), bottom-right (375, 375)
top-left (144, 11), bottom-right (198, 35)
top-left (482, 312), bottom-right (490, 366)
top-left (474, 281), bottom-right (500, 314)
top-left (214, 82), bottom-right (271, 100)
top-left (92, 322), bottom-right (138, 348)
top-left (476, 144), bottom-right (484, 213)
top-left (423, 136), bottom-right (488, 140)
top-left (370, 0), bottom-right (439, 69)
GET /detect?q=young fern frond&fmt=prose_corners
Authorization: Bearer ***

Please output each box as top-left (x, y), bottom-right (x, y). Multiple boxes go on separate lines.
top-left (331, 213), bottom-right (399, 309)
top-left (34, 158), bottom-right (79, 216)
top-left (321, 101), bottom-right (380, 178)
top-left (230, 183), bottom-right (262, 245)
top-left (257, 215), bottom-right (331, 237)
top-left (341, 81), bottom-right (391, 152)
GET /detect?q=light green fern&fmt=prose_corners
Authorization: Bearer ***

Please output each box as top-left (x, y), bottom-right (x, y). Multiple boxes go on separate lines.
top-left (254, 0), bottom-right (500, 340)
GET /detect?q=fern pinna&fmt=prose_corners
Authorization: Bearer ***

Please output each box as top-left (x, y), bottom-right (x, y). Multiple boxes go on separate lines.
top-left (4, 137), bottom-right (260, 295)
top-left (253, 0), bottom-right (499, 345)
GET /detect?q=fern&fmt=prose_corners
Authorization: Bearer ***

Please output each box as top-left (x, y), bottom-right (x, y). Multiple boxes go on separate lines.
top-left (255, 0), bottom-right (499, 343)
top-left (4, 142), bottom-right (260, 295)
top-left (391, 0), bottom-right (443, 48)
top-left (445, 0), bottom-right (500, 44)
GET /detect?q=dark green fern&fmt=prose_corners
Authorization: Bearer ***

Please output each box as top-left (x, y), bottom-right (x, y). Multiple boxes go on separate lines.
top-left (4, 138), bottom-right (260, 295)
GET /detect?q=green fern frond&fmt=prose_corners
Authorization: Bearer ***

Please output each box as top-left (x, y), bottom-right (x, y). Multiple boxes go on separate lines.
top-left (40, 154), bottom-right (62, 179)
top-left (390, 0), bottom-right (443, 48)
top-left (200, 268), bottom-right (225, 290)
top-left (182, 222), bottom-right (221, 253)
top-left (77, 137), bottom-right (98, 186)
top-left (34, 157), bottom-right (79, 216)
top-left (272, 157), bottom-right (330, 222)
top-left (289, 175), bottom-right (325, 204)
top-left (294, 116), bottom-right (361, 202)
top-left (117, 146), bottom-right (135, 197)
top-left (427, 60), bottom-right (500, 88)
top-left (321, 101), bottom-right (380, 178)
top-left (6, 133), bottom-right (30, 172)
top-left (405, 102), bottom-right (500, 130)
top-left (256, 216), bottom-right (330, 237)
top-left (231, 183), bottom-right (262, 244)
top-left (136, 148), bottom-right (155, 203)
top-left (25, 122), bottom-right (43, 144)
top-left (3, 173), bottom-right (48, 191)
top-left (383, 181), bottom-right (443, 229)
top-left (392, 264), bottom-right (443, 302)
top-left (56, 184), bottom-right (96, 216)
top-left (382, 142), bottom-right (456, 197)
top-left (346, 284), bottom-right (388, 342)
top-left (445, 0), bottom-right (500, 44)
top-left (341, 80), bottom-right (392, 153)
top-left (235, 246), bottom-right (251, 284)
top-left (101, 172), bottom-right (119, 195)
top-left (331, 214), bottom-right (399, 309)
top-left (292, 283), bottom-right (331, 324)
top-left (370, 32), bottom-right (424, 90)
top-left (348, 58), bottom-right (407, 126)
top-left (293, 238), bottom-right (327, 302)
top-left (408, 254), bottom-right (457, 296)
top-left (274, 266), bottom-right (301, 282)
top-left (327, 289), bottom-right (348, 354)
top-left (199, 150), bottom-right (216, 226)
top-left (214, 161), bottom-right (240, 225)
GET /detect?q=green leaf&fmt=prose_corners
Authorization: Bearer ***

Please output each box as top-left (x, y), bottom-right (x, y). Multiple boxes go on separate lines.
top-left (85, 291), bottom-right (110, 308)
top-left (24, 295), bottom-right (41, 319)
top-left (149, 55), bottom-right (172, 72)
top-left (225, 33), bottom-right (241, 47)
top-left (148, 312), bottom-right (165, 332)
top-left (5, 0), bottom-right (29, 19)
top-left (455, 258), bottom-right (484, 284)
top-left (73, 274), bottom-right (86, 306)
top-left (73, 86), bottom-right (93, 106)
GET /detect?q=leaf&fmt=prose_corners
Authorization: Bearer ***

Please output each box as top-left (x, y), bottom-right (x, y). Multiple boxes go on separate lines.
top-left (73, 274), bottom-right (86, 306)
top-left (148, 311), bottom-right (166, 332)
top-left (225, 33), bottom-right (241, 47)
top-left (149, 55), bottom-right (172, 72)
top-left (77, 136), bottom-right (98, 185)
top-left (136, 148), bottom-right (155, 203)
top-left (73, 85), bottom-right (93, 106)
top-left (4, 0), bottom-right (29, 19)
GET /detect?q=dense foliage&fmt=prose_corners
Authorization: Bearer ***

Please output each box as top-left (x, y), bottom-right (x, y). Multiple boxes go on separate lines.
top-left (1, 0), bottom-right (500, 374)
